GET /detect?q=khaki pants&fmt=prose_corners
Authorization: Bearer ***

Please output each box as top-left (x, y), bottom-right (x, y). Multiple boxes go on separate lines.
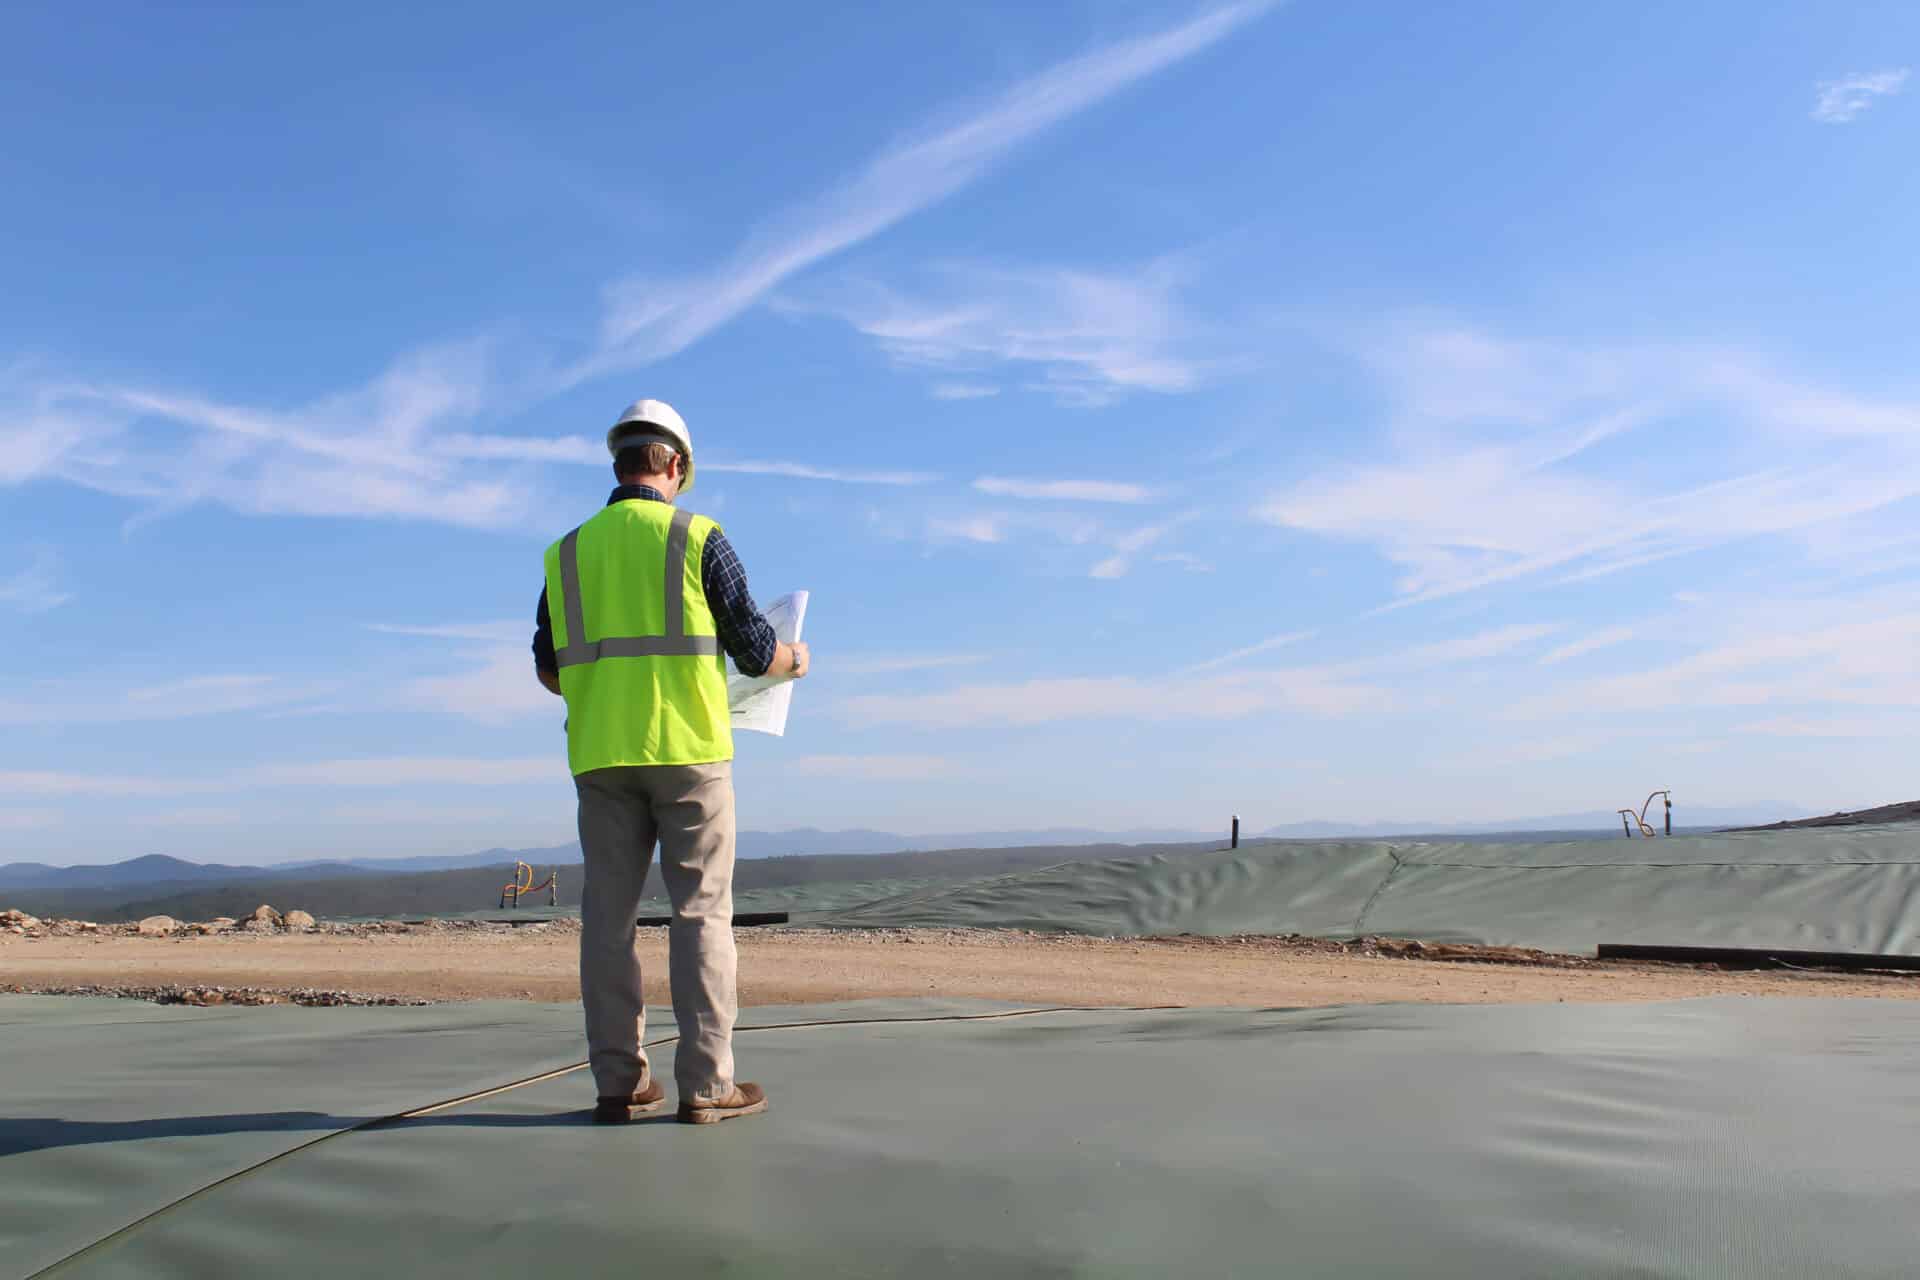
top-left (576, 762), bottom-right (737, 1102)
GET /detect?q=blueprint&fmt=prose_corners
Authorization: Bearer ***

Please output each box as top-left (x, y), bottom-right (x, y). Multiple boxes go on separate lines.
top-left (727, 590), bottom-right (808, 736)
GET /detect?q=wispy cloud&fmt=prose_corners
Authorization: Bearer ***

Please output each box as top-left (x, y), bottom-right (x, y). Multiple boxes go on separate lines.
top-left (917, 503), bottom-right (1198, 580)
top-left (1153, 551), bottom-right (1214, 573)
top-left (974, 476), bottom-right (1148, 503)
top-left (403, 647), bottom-right (558, 722)
top-left (0, 771), bottom-right (185, 798)
top-left (791, 754), bottom-right (953, 781)
top-left (931, 382), bottom-right (1001, 401)
top-left (0, 6), bottom-right (1273, 534)
top-left (0, 809), bottom-right (59, 831)
top-left (0, 756), bottom-right (560, 796)
top-left (440, 433), bottom-right (601, 465)
top-left (787, 259), bottom-right (1210, 407)
top-left (1394, 623), bottom-right (1560, 667)
top-left (1507, 601), bottom-right (1920, 721)
top-left (927, 514), bottom-right (1007, 545)
top-left (1260, 324), bottom-right (1920, 608)
top-left (1813, 68), bottom-right (1909, 123)
top-left (126, 674), bottom-right (279, 703)
top-left (843, 666), bottom-right (1391, 729)
top-left (1732, 716), bottom-right (1907, 739)
top-left (703, 460), bottom-right (934, 486)
top-left (583, 3), bottom-right (1273, 378)
top-left (367, 621), bottom-right (528, 642)
top-left (1182, 629), bottom-right (1314, 673)
top-left (1090, 516), bottom-right (1188, 579)
top-left (0, 673), bottom-right (335, 726)
top-left (140, 807), bottom-right (249, 827)
top-left (1493, 733), bottom-right (1618, 766)
top-left (372, 618), bottom-right (560, 723)
top-left (364, 624), bottom-right (556, 727)
top-left (1208, 622), bottom-right (1559, 681)
top-left (245, 757), bottom-right (559, 787)
top-left (0, 546), bottom-right (72, 614)
top-left (442, 431), bottom-right (935, 486)
top-left (0, 5), bottom-right (1275, 532)
top-left (833, 653), bottom-right (990, 676)
top-left (4, 344), bottom-right (532, 530)
top-left (0, 359), bottom-right (95, 484)
top-left (1539, 625), bottom-right (1634, 665)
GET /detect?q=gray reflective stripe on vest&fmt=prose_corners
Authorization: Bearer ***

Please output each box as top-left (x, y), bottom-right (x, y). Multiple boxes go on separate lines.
top-left (663, 504), bottom-right (691, 638)
top-left (558, 634), bottom-right (720, 663)
top-left (555, 508), bottom-right (717, 668)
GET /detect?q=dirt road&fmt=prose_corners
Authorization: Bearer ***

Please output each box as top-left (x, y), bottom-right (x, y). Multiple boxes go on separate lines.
top-left (5, 925), bottom-right (1917, 1007)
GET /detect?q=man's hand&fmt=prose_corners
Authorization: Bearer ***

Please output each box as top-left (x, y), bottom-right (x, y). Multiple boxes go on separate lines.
top-left (537, 668), bottom-right (562, 697)
top-left (773, 641), bottom-right (810, 679)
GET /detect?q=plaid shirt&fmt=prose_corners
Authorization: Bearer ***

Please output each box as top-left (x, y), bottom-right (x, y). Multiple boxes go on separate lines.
top-left (532, 486), bottom-right (779, 678)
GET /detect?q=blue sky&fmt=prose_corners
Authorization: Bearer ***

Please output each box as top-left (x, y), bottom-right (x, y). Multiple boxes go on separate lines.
top-left (4, 1), bottom-right (1919, 864)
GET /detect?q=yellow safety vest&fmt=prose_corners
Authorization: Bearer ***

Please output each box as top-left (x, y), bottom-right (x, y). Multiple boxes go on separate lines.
top-left (543, 500), bottom-right (733, 774)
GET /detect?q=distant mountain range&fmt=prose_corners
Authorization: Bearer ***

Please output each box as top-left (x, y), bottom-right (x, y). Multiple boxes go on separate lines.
top-left (1, 807), bottom-right (1807, 892)
top-left (0, 853), bottom-right (308, 891)
top-left (0, 830), bottom-right (1216, 891)
top-left (1, 839), bottom-right (1220, 925)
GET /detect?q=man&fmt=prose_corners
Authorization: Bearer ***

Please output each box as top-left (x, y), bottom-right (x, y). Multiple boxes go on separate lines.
top-left (533, 398), bottom-right (809, 1126)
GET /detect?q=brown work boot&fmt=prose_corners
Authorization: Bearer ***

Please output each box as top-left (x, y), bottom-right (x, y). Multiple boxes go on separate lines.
top-left (678, 1082), bottom-right (768, 1125)
top-left (593, 1077), bottom-right (667, 1124)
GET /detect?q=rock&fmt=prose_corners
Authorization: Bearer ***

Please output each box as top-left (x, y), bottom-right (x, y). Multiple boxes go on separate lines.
top-left (137, 915), bottom-right (180, 936)
top-left (241, 917), bottom-right (276, 933)
top-left (0, 909), bottom-right (40, 929)
top-left (250, 905), bottom-right (282, 926)
top-left (283, 910), bottom-right (316, 931)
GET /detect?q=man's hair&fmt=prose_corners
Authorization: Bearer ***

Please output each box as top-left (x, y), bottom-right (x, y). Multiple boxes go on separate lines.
top-left (614, 440), bottom-right (681, 481)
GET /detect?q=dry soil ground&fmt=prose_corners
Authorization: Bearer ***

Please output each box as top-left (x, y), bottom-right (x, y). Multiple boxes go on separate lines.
top-left (6, 925), bottom-right (1919, 1008)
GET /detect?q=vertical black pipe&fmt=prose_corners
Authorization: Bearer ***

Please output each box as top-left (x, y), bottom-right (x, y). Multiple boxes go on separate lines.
top-left (1231, 815), bottom-right (1240, 849)
top-left (1666, 796), bottom-right (1672, 836)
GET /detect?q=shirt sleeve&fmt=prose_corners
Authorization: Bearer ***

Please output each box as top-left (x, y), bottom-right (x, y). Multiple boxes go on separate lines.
top-left (533, 587), bottom-right (557, 675)
top-left (703, 528), bottom-right (779, 677)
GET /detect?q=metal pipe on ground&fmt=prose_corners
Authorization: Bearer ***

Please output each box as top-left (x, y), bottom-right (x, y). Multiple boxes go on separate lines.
top-left (394, 912), bottom-right (793, 928)
top-left (1597, 943), bottom-right (1920, 973)
top-left (637, 911), bottom-right (790, 928)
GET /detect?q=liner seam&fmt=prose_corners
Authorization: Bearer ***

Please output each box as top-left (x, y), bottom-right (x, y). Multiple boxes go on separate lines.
top-left (27, 1004), bottom-right (1184, 1278)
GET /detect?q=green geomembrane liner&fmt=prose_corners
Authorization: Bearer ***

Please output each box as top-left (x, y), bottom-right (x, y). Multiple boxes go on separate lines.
top-left (813, 826), bottom-right (1920, 953)
top-left (339, 875), bottom-right (966, 924)
top-left (0, 999), bottom-right (582, 1276)
top-left (0, 997), bottom-right (1024, 1278)
top-left (8, 996), bottom-right (1920, 1277)
top-left (352, 826), bottom-right (1920, 955)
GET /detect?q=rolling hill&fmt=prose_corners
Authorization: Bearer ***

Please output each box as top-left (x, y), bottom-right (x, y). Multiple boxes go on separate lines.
top-left (1, 840), bottom-right (1220, 923)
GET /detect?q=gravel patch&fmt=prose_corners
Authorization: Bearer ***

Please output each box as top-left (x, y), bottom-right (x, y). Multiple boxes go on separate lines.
top-left (1, 981), bottom-right (433, 1007)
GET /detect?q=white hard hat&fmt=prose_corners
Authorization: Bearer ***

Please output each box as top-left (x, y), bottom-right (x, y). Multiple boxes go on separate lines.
top-left (607, 398), bottom-right (695, 492)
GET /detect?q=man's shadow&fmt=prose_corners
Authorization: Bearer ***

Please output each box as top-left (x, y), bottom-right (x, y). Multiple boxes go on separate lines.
top-left (0, 1107), bottom-right (649, 1157)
